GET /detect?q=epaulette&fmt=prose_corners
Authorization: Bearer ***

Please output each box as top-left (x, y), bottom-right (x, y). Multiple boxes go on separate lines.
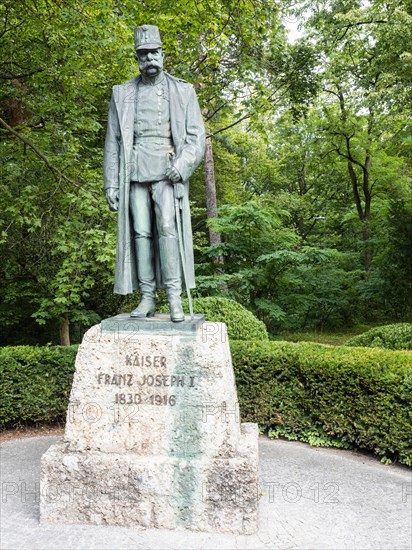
top-left (165, 72), bottom-right (189, 85)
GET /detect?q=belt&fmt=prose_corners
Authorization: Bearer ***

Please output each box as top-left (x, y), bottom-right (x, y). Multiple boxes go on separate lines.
top-left (130, 179), bottom-right (170, 184)
top-left (134, 137), bottom-right (173, 145)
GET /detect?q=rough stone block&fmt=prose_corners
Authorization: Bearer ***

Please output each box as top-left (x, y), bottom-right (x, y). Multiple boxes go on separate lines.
top-left (40, 319), bottom-right (259, 534)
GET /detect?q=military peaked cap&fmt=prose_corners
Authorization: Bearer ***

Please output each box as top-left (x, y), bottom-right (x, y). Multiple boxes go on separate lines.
top-left (134, 25), bottom-right (162, 50)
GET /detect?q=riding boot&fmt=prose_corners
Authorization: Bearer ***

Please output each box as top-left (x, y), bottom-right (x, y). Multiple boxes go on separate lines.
top-left (130, 237), bottom-right (156, 318)
top-left (159, 236), bottom-right (184, 322)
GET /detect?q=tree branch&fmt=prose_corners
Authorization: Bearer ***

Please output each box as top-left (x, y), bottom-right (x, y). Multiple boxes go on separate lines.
top-left (205, 101), bottom-right (230, 121)
top-left (0, 68), bottom-right (45, 80)
top-left (333, 141), bottom-right (366, 171)
top-left (209, 113), bottom-right (251, 137)
top-left (336, 20), bottom-right (387, 42)
top-left (0, 116), bottom-right (81, 187)
top-left (0, 19), bottom-right (24, 40)
top-left (322, 88), bottom-right (341, 99)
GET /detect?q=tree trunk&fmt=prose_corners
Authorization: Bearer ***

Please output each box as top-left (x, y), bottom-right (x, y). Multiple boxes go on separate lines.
top-left (337, 87), bottom-right (374, 269)
top-left (59, 313), bottom-right (70, 346)
top-left (362, 219), bottom-right (372, 271)
top-left (204, 136), bottom-right (224, 264)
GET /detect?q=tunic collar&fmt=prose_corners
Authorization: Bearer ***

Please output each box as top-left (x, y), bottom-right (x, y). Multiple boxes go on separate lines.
top-left (141, 71), bottom-right (165, 86)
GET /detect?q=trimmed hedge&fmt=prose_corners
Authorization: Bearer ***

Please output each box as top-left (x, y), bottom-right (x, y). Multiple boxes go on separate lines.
top-left (346, 323), bottom-right (412, 350)
top-left (159, 296), bottom-right (269, 341)
top-left (231, 341), bottom-right (412, 466)
top-left (1, 340), bottom-right (411, 466)
top-left (0, 345), bottom-right (77, 428)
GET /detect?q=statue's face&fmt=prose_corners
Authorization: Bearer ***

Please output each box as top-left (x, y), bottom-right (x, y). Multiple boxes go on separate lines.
top-left (135, 47), bottom-right (164, 77)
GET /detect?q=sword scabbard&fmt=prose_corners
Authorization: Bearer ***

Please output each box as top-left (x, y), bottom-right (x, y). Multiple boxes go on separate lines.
top-left (175, 196), bottom-right (194, 320)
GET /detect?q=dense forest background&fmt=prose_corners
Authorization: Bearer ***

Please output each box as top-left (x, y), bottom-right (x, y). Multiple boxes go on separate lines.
top-left (1, 0), bottom-right (411, 345)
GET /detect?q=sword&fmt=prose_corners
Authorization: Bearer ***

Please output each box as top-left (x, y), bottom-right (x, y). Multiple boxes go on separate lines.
top-left (169, 153), bottom-right (194, 320)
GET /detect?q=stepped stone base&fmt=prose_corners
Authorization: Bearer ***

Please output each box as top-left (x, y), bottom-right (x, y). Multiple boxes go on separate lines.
top-left (40, 423), bottom-right (258, 534)
top-left (40, 317), bottom-right (259, 534)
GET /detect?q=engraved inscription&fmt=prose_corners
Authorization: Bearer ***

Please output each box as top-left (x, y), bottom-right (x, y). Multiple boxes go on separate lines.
top-left (114, 393), bottom-right (176, 406)
top-left (97, 373), bottom-right (133, 386)
top-left (125, 355), bottom-right (166, 367)
top-left (98, 373), bottom-right (194, 388)
top-left (97, 354), bottom-right (196, 408)
top-left (138, 374), bottom-right (184, 387)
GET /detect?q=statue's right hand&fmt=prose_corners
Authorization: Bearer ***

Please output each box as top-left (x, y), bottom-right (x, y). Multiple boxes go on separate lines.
top-left (105, 188), bottom-right (119, 212)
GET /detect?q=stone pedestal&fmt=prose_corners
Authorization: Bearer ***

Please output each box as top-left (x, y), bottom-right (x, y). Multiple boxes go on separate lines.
top-left (40, 315), bottom-right (259, 534)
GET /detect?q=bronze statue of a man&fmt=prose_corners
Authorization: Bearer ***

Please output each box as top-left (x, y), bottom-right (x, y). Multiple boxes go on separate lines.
top-left (103, 25), bottom-right (205, 322)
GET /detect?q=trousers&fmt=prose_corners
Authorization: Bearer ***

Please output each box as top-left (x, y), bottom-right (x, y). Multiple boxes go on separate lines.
top-left (129, 180), bottom-right (177, 239)
top-left (129, 180), bottom-right (180, 298)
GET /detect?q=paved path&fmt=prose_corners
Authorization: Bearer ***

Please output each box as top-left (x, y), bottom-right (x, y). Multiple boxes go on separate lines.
top-left (1, 436), bottom-right (411, 549)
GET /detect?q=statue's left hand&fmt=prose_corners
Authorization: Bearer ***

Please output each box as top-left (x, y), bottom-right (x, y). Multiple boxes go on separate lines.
top-left (166, 166), bottom-right (181, 184)
top-left (105, 188), bottom-right (119, 212)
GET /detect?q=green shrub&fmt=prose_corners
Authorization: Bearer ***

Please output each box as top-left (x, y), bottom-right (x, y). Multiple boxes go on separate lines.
top-left (0, 345), bottom-right (77, 428)
top-left (2, 339), bottom-right (411, 467)
top-left (231, 340), bottom-right (412, 466)
top-left (346, 323), bottom-right (412, 350)
top-left (159, 296), bottom-right (269, 341)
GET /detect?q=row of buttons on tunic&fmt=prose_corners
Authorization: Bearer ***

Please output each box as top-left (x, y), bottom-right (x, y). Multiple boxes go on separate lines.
top-left (135, 80), bottom-right (170, 134)
top-left (136, 120), bottom-right (164, 126)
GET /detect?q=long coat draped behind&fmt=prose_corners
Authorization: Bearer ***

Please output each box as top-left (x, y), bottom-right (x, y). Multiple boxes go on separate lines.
top-left (103, 73), bottom-right (205, 295)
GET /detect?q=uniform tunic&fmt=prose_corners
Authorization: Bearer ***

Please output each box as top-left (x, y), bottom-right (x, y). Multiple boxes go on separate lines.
top-left (130, 73), bottom-right (174, 183)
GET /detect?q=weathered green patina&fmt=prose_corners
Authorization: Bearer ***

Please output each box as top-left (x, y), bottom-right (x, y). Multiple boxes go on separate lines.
top-left (103, 25), bottom-right (205, 322)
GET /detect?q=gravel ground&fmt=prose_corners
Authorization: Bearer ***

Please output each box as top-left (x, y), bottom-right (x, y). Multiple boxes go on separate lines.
top-left (1, 435), bottom-right (411, 550)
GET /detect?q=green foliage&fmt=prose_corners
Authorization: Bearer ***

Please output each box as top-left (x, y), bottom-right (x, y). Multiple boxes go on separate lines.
top-left (159, 297), bottom-right (268, 341)
top-left (231, 340), bottom-right (412, 466)
top-left (346, 324), bottom-right (412, 351)
top-left (1, 0), bottom-right (411, 345)
top-left (274, 324), bottom-right (376, 346)
top-left (197, 197), bottom-right (363, 331)
top-left (283, 0), bottom-right (412, 279)
top-left (0, 0), bottom-right (289, 344)
top-left (0, 345), bottom-right (77, 428)
top-left (2, 340), bottom-right (411, 467)
top-left (375, 195), bottom-right (412, 317)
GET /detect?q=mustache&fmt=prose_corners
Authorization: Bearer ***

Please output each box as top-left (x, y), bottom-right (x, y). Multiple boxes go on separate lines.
top-left (139, 60), bottom-right (161, 68)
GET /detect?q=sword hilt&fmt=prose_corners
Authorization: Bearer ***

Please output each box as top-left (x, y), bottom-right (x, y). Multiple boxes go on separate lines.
top-left (168, 152), bottom-right (184, 201)
top-left (174, 182), bottom-right (184, 200)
